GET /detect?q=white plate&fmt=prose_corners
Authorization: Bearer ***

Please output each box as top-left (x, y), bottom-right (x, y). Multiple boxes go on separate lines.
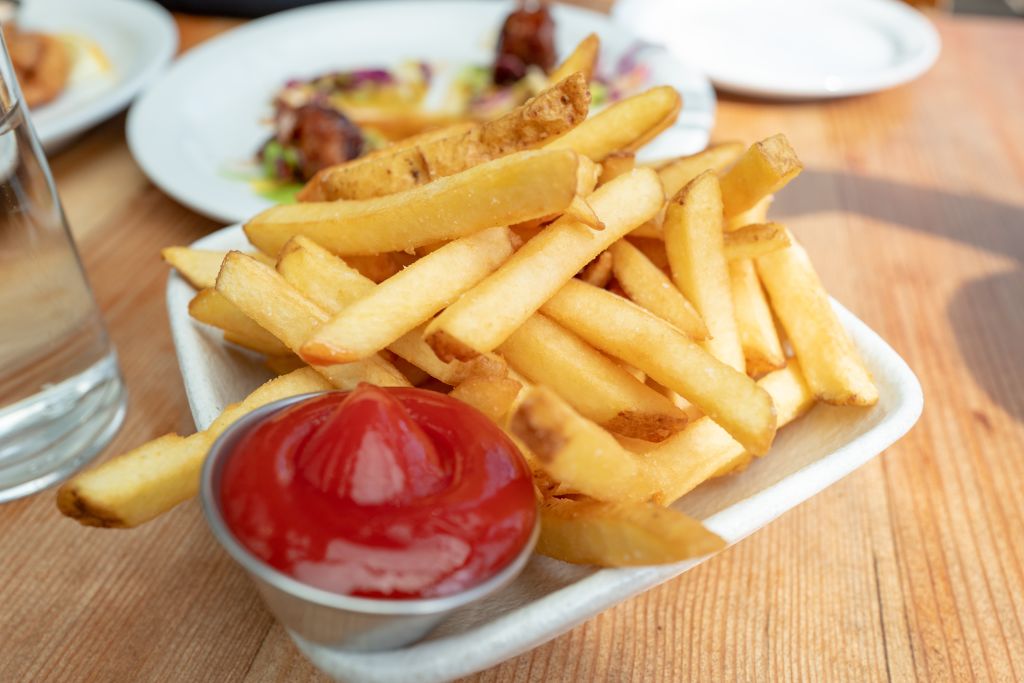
top-left (614, 0), bottom-right (940, 99)
top-left (128, 0), bottom-right (716, 225)
top-left (168, 225), bottom-right (923, 683)
top-left (18, 0), bottom-right (177, 151)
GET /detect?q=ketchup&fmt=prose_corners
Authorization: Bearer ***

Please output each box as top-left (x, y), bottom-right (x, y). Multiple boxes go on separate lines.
top-left (219, 385), bottom-right (537, 600)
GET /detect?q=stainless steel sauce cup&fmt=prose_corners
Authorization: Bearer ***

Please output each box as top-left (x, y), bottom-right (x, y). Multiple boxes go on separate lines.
top-left (199, 392), bottom-right (539, 652)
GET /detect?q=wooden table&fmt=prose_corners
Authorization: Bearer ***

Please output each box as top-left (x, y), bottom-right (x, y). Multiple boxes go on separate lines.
top-left (2, 11), bottom-right (1022, 683)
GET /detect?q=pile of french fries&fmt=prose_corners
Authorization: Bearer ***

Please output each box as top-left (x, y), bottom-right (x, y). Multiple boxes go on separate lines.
top-left (57, 37), bottom-right (878, 568)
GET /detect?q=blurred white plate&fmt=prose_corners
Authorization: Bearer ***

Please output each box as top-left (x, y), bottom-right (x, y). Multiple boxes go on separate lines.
top-left (18, 0), bottom-right (177, 151)
top-left (614, 0), bottom-right (940, 99)
top-left (168, 226), bottom-right (922, 683)
top-left (128, 0), bottom-right (716, 225)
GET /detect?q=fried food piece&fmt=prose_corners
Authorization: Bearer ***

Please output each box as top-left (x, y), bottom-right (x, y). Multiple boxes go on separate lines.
top-left (5, 26), bottom-right (70, 108)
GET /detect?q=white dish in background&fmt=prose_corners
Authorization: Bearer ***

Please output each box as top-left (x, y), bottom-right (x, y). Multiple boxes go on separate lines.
top-left (128, 0), bottom-right (716, 225)
top-left (18, 0), bottom-right (177, 151)
top-left (614, 0), bottom-right (940, 99)
top-left (168, 226), bottom-right (923, 683)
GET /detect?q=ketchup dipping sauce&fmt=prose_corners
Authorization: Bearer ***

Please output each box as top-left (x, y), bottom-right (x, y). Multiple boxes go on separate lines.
top-left (217, 384), bottom-right (537, 600)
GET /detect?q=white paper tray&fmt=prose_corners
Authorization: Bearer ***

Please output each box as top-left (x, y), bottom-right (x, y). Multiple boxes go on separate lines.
top-left (167, 225), bottom-right (923, 683)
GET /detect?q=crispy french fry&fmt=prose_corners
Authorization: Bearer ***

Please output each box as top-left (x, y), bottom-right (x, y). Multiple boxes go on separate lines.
top-left (719, 135), bottom-right (802, 219)
top-left (724, 222), bottom-right (791, 261)
top-left (304, 75), bottom-right (589, 201)
top-left (57, 367), bottom-right (332, 528)
top-left (540, 279), bottom-right (776, 455)
top-left (265, 355), bottom-right (308, 376)
top-left (216, 252), bottom-right (409, 389)
top-left (278, 236), bottom-right (503, 386)
top-left (449, 375), bottom-right (522, 424)
top-left (546, 86), bottom-right (681, 161)
top-left (245, 149), bottom-right (580, 256)
top-left (425, 168), bottom-right (663, 361)
top-left (162, 247), bottom-right (274, 290)
top-left (664, 171), bottom-right (745, 370)
top-left (649, 362), bottom-right (815, 504)
top-left (188, 289), bottom-right (291, 357)
top-left (498, 314), bottom-right (687, 441)
top-left (755, 235), bottom-right (878, 405)
top-left (537, 497), bottom-right (725, 566)
top-left (729, 259), bottom-right (786, 377)
top-left (549, 33), bottom-right (600, 83)
top-left (657, 142), bottom-right (745, 196)
top-left (608, 240), bottom-right (708, 340)
top-left (302, 227), bottom-right (514, 364)
top-left (724, 195), bottom-right (772, 232)
top-left (510, 386), bottom-right (654, 502)
top-left (598, 151), bottom-right (635, 186)
top-left (578, 251), bottom-right (613, 287)
top-left (576, 155), bottom-right (601, 195)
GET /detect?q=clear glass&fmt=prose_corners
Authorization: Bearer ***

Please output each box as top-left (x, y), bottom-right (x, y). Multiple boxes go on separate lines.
top-left (0, 34), bottom-right (126, 502)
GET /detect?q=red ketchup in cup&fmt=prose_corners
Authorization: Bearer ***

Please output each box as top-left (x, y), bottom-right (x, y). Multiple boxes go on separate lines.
top-left (219, 384), bottom-right (537, 599)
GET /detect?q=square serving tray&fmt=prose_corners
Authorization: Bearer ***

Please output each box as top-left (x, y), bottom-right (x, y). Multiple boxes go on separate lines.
top-left (167, 225), bottom-right (923, 683)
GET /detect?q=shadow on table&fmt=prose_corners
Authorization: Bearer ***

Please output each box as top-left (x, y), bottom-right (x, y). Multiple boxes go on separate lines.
top-left (772, 169), bottom-right (1024, 424)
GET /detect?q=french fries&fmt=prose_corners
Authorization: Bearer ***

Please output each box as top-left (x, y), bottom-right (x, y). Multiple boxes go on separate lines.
top-left (188, 289), bottom-right (292, 357)
top-left (536, 497), bottom-right (725, 566)
top-left (723, 222), bottom-right (791, 261)
top-left (216, 252), bottom-right (410, 389)
top-left (547, 86), bottom-right (681, 161)
top-left (608, 239), bottom-right (708, 340)
top-left (729, 259), bottom-right (786, 377)
top-left (425, 168), bottom-right (663, 360)
top-left (301, 227), bottom-right (514, 364)
top-left (68, 74), bottom-right (880, 573)
top-left (540, 280), bottom-right (777, 455)
top-left (302, 74), bottom-right (590, 201)
top-left (548, 33), bottom-right (600, 83)
top-left (664, 171), bottom-right (745, 370)
top-left (719, 135), bottom-right (802, 219)
top-left (499, 314), bottom-right (687, 441)
top-left (246, 149), bottom-right (580, 256)
top-left (756, 234), bottom-right (878, 406)
top-left (57, 368), bottom-right (332, 527)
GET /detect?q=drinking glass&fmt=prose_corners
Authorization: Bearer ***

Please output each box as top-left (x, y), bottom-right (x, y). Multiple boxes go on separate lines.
top-left (0, 33), bottom-right (126, 502)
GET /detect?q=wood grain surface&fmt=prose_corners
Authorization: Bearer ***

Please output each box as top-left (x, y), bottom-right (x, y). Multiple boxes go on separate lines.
top-left (1, 11), bottom-right (1022, 683)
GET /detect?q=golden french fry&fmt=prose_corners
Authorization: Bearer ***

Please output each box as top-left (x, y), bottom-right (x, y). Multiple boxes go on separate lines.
top-left (162, 247), bottom-right (274, 290)
top-left (724, 222), bottom-right (791, 261)
top-left (188, 289), bottom-right (291, 357)
top-left (498, 314), bottom-right (687, 441)
top-left (449, 375), bottom-right (522, 424)
top-left (304, 74), bottom-right (589, 201)
top-left (649, 362), bottom-right (815, 504)
top-left (537, 497), bottom-right (725, 566)
top-left (576, 155), bottom-right (601, 195)
top-left (301, 227), bottom-right (514, 364)
top-left (724, 195), bottom-right (772, 232)
top-left (549, 33), bottom-right (600, 83)
top-left (57, 367), bottom-right (333, 528)
top-left (541, 279), bottom-right (776, 455)
top-left (657, 142), bottom-right (745, 195)
top-left (729, 259), bottom-right (786, 377)
top-left (755, 234), bottom-right (878, 406)
top-left (277, 235), bottom-right (504, 386)
top-left (245, 149), bottom-right (580, 256)
top-left (425, 168), bottom-right (663, 361)
top-left (608, 239), bottom-right (708, 340)
top-left (719, 135), bottom-right (802, 219)
top-left (598, 151), bottom-right (635, 186)
top-left (216, 252), bottom-right (410, 389)
top-left (578, 251), bottom-right (613, 287)
top-left (510, 386), bottom-right (654, 502)
top-left (664, 171), bottom-right (745, 370)
top-left (546, 86), bottom-right (681, 161)
top-left (265, 355), bottom-right (308, 376)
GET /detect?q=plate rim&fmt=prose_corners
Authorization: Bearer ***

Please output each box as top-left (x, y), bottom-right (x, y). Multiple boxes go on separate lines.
top-left (614, 0), bottom-right (941, 100)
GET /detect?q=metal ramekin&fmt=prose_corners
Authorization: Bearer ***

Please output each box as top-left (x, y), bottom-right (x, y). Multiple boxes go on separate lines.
top-left (199, 392), bottom-right (539, 652)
